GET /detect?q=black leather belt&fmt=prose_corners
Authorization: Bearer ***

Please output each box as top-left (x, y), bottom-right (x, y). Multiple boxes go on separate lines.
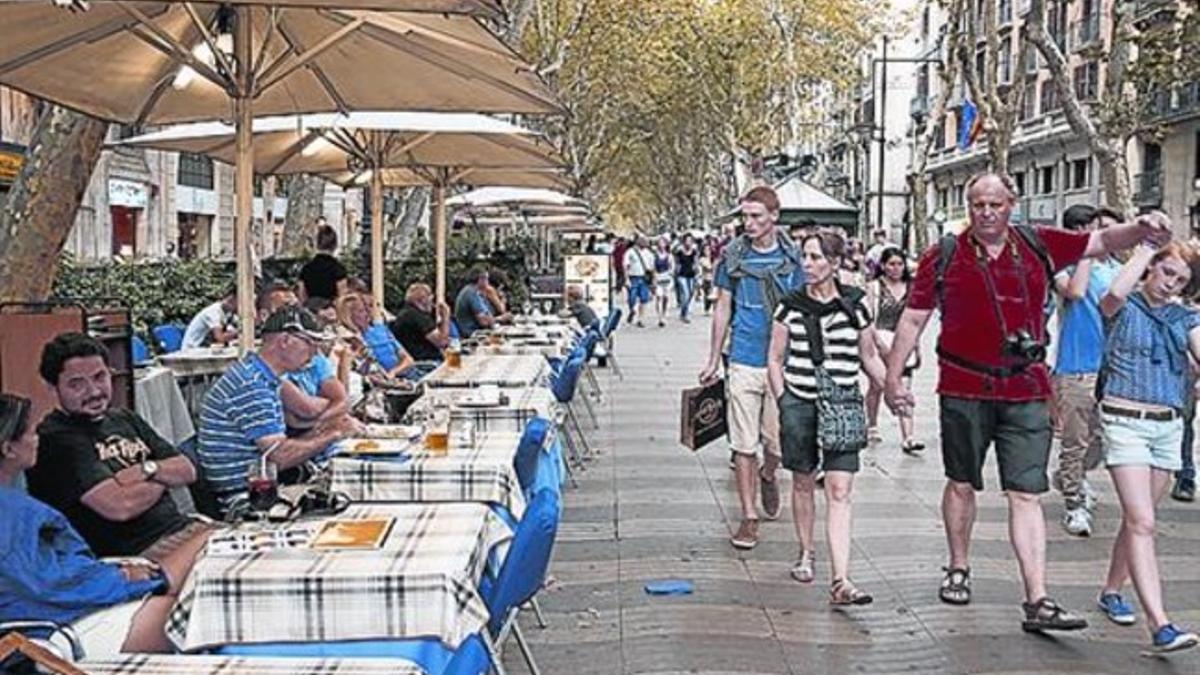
top-left (1099, 403), bottom-right (1178, 422)
top-left (936, 346), bottom-right (1031, 378)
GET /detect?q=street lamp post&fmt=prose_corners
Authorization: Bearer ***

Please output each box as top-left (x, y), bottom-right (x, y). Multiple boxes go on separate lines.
top-left (867, 45), bottom-right (942, 245)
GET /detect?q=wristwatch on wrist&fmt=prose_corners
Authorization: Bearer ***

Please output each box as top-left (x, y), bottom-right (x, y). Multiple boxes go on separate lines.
top-left (140, 460), bottom-right (160, 482)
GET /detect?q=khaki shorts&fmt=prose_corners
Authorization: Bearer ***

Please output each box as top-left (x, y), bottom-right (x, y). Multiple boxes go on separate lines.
top-left (726, 363), bottom-right (780, 458)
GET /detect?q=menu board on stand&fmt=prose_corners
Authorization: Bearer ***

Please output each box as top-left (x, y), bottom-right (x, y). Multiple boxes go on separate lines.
top-left (563, 254), bottom-right (612, 319)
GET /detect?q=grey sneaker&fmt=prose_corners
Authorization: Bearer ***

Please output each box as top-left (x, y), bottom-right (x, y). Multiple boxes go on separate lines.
top-left (1062, 507), bottom-right (1092, 537)
top-left (760, 470), bottom-right (782, 520)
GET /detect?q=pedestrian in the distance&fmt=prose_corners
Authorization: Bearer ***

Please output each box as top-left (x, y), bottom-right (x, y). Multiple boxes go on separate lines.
top-left (675, 233), bottom-right (700, 323)
top-left (1093, 227), bottom-right (1200, 653)
top-left (864, 246), bottom-right (923, 454)
top-left (623, 235), bottom-right (655, 327)
top-left (768, 230), bottom-right (886, 604)
top-left (652, 235), bottom-right (675, 327)
top-left (884, 171), bottom-right (1169, 633)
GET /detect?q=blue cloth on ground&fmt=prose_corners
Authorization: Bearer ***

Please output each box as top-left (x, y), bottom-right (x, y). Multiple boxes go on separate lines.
top-left (644, 579), bottom-right (695, 595)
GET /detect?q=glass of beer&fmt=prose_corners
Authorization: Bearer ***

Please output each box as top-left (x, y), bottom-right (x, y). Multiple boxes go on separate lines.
top-left (424, 410), bottom-right (450, 456)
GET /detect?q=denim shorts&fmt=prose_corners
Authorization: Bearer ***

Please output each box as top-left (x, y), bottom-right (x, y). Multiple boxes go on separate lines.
top-left (1101, 411), bottom-right (1184, 472)
top-left (628, 277), bottom-right (652, 305)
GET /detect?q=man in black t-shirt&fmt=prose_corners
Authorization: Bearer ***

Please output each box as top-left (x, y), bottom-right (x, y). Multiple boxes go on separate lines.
top-left (298, 223), bottom-right (348, 302)
top-left (390, 282), bottom-right (451, 362)
top-left (29, 333), bottom-right (199, 558)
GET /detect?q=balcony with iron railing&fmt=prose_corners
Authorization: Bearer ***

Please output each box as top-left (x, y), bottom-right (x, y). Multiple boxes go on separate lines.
top-left (1133, 170), bottom-right (1163, 207)
top-left (910, 95), bottom-right (930, 119)
top-left (1071, 13), bottom-right (1102, 51)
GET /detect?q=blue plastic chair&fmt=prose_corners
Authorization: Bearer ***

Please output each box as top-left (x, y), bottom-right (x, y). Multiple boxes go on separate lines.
top-left (442, 634), bottom-right (491, 675)
top-left (151, 324), bottom-right (184, 353)
top-left (514, 418), bottom-right (552, 493)
top-left (603, 308), bottom-right (622, 338)
top-left (131, 335), bottom-right (150, 365)
top-left (598, 308), bottom-right (624, 380)
top-left (481, 489), bottom-right (561, 674)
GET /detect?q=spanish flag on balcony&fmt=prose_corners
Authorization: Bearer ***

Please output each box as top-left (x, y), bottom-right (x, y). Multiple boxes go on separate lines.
top-left (957, 100), bottom-right (985, 150)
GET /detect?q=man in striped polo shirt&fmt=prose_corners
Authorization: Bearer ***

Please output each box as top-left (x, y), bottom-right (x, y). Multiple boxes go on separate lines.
top-left (198, 306), bottom-right (355, 515)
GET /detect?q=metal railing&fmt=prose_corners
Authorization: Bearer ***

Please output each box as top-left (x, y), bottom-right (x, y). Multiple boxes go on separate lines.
top-left (1133, 170), bottom-right (1163, 207)
top-left (910, 95), bottom-right (930, 119)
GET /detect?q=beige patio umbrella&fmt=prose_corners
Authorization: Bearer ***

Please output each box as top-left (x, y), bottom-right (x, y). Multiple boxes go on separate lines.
top-left (0, 1), bottom-right (558, 350)
top-left (115, 111), bottom-right (568, 308)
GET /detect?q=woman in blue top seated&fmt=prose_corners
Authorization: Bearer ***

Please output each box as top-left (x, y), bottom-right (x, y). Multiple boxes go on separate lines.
top-left (0, 393), bottom-right (181, 654)
top-left (1094, 228), bottom-right (1200, 654)
top-left (337, 292), bottom-right (422, 382)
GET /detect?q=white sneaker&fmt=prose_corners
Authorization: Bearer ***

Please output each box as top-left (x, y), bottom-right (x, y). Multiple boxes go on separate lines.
top-left (1063, 507), bottom-right (1092, 537)
top-left (1082, 479), bottom-right (1098, 512)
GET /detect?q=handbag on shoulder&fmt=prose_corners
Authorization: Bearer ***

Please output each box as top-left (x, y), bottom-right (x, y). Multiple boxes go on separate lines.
top-left (798, 301), bottom-right (868, 453)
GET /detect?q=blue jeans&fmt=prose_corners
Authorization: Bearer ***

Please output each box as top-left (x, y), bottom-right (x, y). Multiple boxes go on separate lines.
top-left (1180, 393), bottom-right (1196, 483)
top-left (676, 276), bottom-right (695, 318)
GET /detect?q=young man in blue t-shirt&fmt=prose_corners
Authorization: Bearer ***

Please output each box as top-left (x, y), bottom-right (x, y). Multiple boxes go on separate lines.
top-left (1052, 205), bottom-right (1122, 537)
top-left (700, 186), bottom-right (804, 549)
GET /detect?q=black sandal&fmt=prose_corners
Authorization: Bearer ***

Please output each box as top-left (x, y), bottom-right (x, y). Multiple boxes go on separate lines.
top-left (902, 439), bottom-right (926, 455)
top-left (939, 566), bottom-right (971, 605)
top-left (830, 578), bottom-right (873, 606)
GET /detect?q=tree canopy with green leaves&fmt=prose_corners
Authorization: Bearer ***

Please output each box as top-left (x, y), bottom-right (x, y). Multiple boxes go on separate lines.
top-left (511, 0), bottom-right (882, 231)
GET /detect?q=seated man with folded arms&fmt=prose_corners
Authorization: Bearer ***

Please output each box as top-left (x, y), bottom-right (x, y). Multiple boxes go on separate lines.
top-left (29, 334), bottom-right (213, 567)
top-left (390, 282), bottom-right (451, 363)
top-left (198, 306), bottom-right (355, 515)
top-left (1, 393), bottom-right (181, 655)
top-left (181, 284), bottom-right (238, 350)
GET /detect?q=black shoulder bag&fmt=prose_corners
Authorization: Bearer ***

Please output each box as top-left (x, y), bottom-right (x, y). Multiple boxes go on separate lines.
top-left (797, 296), bottom-right (868, 453)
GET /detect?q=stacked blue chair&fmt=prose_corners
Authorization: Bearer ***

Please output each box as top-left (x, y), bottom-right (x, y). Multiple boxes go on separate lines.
top-left (130, 335), bottom-right (150, 366)
top-left (599, 308), bottom-right (624, 380)
top-left (480, 489), bottom-right (561, 675)
top-left (151, 324), bottom-right (184, 353)
top-left (549, 351), bottom-right (590, 478)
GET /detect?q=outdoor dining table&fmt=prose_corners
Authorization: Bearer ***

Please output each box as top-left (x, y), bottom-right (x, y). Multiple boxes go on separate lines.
top-left (79, 655), bottom-right (425, 675)
top-left (415, 385), bottom-right (558, 432)
top-left (157, 346), bottom-right (242, 379)
top-left (422, 353), bottom-right (548, 389)
top-left (165, 502), bottom-right (511, 652)
top-left (328, 431), bottom-right (528, 517)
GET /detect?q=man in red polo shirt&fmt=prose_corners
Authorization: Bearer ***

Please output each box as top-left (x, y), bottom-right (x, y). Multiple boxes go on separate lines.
top-left (884, 172), bottom-right (1170, 633)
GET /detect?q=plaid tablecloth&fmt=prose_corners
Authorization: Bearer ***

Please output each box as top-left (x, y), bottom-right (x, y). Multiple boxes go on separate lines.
top-left (166, 503), bottom-right (511, 651)
top-left (419, 386), bottom-right (557, 432)
top-left (422, 354), bottom-right (548, 388)
top-left (329, 431), bottom-right (527, 517)
top-left (80, 655), bottom-right (425, 675)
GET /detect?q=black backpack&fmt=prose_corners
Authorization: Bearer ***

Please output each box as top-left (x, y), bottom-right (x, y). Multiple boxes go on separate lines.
top-left (934, 225), bottom-right (1055, 309)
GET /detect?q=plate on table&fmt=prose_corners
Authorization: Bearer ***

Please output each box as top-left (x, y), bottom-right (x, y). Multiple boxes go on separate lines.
top-left (362, 424), bottom-right (422, 441)
top-left (339, 438), bottom-right (414, 457)
top-left (309, 517), bottom-right (395, 550)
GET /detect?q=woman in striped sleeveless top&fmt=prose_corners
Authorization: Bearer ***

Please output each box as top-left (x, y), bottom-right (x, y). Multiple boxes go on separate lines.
top-left (767, 231), bottom-right (887, 605)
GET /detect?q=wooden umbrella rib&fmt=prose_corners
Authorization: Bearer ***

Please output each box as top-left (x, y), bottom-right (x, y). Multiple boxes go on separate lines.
top-left (362, 12), bottom-right (525, 68)
top-left (388, 131), bottom-right (436, 162)
top-left (118, 2), bottom-right (231, 91)
top-left (251, 6), bottom-right (282, 80)
top-left (360, 25), bottom-right (557, 111)
top-left (0, 11), bottom-right (154, 76)
top-left (473, 132), bottom-right (561, 165)
top-left (263, 127), bottom-right (322, 174)
top-left (180, 1), bottom-right (237, 84)
top-left (256, 16), bottom-right (366, 95)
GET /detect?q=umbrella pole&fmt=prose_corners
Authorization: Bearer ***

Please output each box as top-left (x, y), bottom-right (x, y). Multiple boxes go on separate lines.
top-left (434, 182), bottom-right (447, 304)
top-left (370, 167), bottom-right (384, 321)
top-left (234, 8), bottom-right (255, 355)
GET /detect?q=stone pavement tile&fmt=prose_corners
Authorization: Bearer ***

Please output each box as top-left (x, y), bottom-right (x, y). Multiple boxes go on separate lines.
top-left (777, 638), bottom-right (950, 675)
top-left (501, 634), bottom-right (624, 675)
top-left (941, 632), bottom-right (1200, 675)
top-left (621, 633), bottom-right (792, 675)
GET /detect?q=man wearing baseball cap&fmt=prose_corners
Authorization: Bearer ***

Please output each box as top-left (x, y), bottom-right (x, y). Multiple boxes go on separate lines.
top-left (197, 306), bottom-right (355, 515)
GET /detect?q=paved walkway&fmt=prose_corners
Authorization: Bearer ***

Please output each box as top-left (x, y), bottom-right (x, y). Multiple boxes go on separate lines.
top-left (505, 315), bottom-right (1200, 675)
